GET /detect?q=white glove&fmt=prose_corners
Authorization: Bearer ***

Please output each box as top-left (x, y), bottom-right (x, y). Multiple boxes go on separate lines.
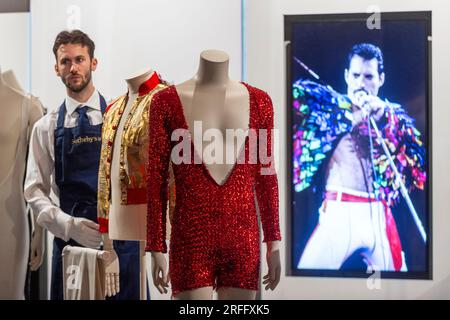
top-left (67, 217), bottom-right (102, 248)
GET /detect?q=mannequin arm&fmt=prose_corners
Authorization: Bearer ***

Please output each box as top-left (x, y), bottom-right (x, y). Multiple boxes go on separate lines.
top-left (29, 208), bottom-right (45, 271)
top-left (254, 92), bottom-right (281, 243)
top-left (146, 91), bottom-right (171, 253)
top-left (151, 251), bottom-right (169, 294)
top-left (101, 233), bottom-right (120, 297)
top-left (262, 240), bottom-right (281, 291)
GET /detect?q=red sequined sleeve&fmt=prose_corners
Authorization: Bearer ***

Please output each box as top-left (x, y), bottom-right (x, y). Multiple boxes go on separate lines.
top-left (254, 90), bottom-right (282, 242)
top-left (146, 90), bottom-right (171, 253)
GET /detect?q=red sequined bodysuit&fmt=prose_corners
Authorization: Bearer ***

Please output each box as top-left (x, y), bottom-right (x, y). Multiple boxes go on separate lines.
top-left (146, 84), bottom-right (281, 295)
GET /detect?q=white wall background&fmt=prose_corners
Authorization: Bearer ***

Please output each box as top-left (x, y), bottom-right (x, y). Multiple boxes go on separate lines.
top-left (30, 0), bottom-right (242, 300)
top-left (31, 0), bottom-right (242, 112)
top-left (246, 0), bottom-right (450, 299)
top-left (0, 12), bottom-right (30, 91)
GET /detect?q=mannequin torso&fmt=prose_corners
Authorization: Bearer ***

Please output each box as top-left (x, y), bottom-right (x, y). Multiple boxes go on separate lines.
top-left (175, 50), bottom-right (249, 185)
top-left (0, 68), bottom-right (44, 298)
top-left (0, 79), bottom-right (23, 181)
top-left (109, 69), bottom-right (154, 240)
top-left (148, 50), bottom-right (281, 300)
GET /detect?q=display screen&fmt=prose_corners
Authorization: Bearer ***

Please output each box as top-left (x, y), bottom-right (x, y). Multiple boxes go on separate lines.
top-left (285, 12), bottom-right (431, 279)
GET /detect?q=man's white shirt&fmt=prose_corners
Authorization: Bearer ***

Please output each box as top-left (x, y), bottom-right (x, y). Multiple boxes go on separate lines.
top-left (24, 90), bottom-right (104, 241)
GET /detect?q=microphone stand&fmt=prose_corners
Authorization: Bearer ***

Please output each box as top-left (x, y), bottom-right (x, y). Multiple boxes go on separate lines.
top-left (368, 115), bottom-right (426, 242)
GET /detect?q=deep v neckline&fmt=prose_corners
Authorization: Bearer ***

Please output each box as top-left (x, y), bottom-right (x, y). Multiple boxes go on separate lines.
top-left (172, 82), bottom-right (252, 187)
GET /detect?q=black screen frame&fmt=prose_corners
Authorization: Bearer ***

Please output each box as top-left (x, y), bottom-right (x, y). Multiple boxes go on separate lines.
top-left (284, 11), bottom-right (432, 280)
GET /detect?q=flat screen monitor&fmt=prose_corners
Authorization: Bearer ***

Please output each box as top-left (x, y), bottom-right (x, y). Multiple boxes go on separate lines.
top-left (285, 11), bottom-right (432, 279)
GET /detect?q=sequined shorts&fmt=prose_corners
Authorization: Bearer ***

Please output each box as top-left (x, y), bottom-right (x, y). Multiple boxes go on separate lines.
top-left (169, 219), bottom-right (260, 296)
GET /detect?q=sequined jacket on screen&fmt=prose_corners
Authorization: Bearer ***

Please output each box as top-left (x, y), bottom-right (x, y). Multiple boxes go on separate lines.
top-left (97, 72), bottom-right (168, 233)
top-left (292, 80), bottom-right (426, 206)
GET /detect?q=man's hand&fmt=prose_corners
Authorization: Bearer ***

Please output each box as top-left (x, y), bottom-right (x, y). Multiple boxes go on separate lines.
top-left (67, 217), bottom-right (102, 248)
top-left (352, 91), bottom-right (386, 124)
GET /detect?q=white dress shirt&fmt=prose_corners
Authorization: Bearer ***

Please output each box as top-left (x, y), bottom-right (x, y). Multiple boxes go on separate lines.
top-left (24, 90), bottom-right (104, 241)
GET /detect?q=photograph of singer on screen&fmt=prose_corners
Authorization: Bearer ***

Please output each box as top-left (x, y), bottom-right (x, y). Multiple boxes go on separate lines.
top-left (287, 12), bottom-right (431, 278)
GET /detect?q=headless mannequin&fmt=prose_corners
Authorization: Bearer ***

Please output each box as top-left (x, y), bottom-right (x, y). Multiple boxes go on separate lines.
top-left (151, 50), bottom-right (281, 300)
top-left (106, 68), bottom-right (154, 299)
top-left (0, 70), bottom-right (42, 180)
top-left (1, 69), bottom-right (46, 273)
top-left (109, 68), bottom-right (151, 240)
top-left (0, 67), bottom-right (44, 298)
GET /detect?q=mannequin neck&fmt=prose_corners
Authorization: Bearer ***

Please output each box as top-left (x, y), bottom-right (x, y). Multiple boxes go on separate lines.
top-left (196, 50), bottom-right (230, 86)
top-left (125, 69), bottom-right (154, 94)
top-left (2, 69), bottom-right (23, 92)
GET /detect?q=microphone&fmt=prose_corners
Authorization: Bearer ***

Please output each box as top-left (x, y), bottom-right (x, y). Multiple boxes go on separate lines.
top-left (353, 88), bottom-right (370, 117)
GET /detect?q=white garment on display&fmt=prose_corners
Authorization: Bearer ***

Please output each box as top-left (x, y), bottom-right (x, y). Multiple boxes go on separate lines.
top-left (62, 245), bottom-right (106, 300)
top-left (0, 67), bottom-right (44, 299)
top-left (0, 93), bottom-right (29, 299)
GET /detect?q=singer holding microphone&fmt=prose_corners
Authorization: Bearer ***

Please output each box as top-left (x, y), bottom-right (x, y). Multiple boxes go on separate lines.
top-left (295, 43), bottom-right (426, 272)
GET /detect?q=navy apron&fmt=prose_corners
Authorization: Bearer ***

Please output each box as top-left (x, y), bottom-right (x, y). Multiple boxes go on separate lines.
top-left (51, 95), bottom-right (144, 300)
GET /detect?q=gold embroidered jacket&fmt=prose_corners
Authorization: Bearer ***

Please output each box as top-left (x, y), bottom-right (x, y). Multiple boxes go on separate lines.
top-left (98, 72), bottom-right (168, 233)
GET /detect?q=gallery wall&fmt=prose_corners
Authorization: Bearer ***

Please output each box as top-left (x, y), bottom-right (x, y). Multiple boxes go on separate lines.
top-left (0, 12), bottom-right (30, 91)
top-left (30, 0), bottom-right (242, 112)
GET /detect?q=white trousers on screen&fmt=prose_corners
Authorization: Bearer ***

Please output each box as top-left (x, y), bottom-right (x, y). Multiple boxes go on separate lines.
top-left (297, 187), bottom-right (407, 272)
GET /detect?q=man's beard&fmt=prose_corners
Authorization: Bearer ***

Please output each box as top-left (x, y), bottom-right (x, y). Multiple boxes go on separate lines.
top-left (62, 70), bottom-right (92, 93)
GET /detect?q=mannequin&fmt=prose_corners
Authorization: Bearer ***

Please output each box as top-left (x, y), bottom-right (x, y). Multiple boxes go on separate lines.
top-left (110, 68), bottom-right (151, 240)
top-left (98, 68), bottom-right (168, 299)
top-left (1, 69), bottom-right (46, 273)
top-left (110, 69), bottom-right (151, 300)
top-left (0, 67), bottom-right (44, 299)
top-left (147, 50), bottom-right (281, 300)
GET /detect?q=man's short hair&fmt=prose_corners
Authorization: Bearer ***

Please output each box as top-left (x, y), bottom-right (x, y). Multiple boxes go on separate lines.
top-left (53, 29), bottom-right (95, 60)
top-left (347, 43), bottom-right (384, 74)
